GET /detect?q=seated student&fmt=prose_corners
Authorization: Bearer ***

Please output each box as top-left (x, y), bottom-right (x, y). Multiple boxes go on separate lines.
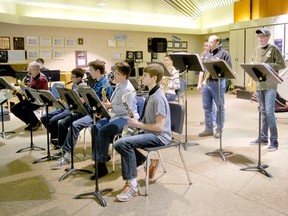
top-left (40, 67), bottom-right (86, 149)
top-left (52, 59), bottom-right (114, 169)
top-left (160, 55), bottom-right (180, 101)
top-left (36, 58), bottom-right (49, 71)
top-left (114, 63), bottom-right (172, 202)
top-left (11, 62), bottom-right (48, 131)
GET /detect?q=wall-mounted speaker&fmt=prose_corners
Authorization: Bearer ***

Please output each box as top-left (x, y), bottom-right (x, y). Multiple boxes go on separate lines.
top-left (148, 38), bottom-right (167, 53)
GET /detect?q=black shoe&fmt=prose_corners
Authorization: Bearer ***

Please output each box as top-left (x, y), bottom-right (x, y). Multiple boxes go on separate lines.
top-left (31, 121), bottom-right (41, 131)
top-left (93, 155), bottom-right (111, 168)
top-left (24, 124), bottom-right (31, 131)
top-left (90, 162), bottom-right (108, 180)
top-left (51, 138), bottom-right (58, 145)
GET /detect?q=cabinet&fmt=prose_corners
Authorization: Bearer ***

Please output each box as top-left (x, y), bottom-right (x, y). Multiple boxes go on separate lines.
top-left (229, 29), bottom-right (245, 87)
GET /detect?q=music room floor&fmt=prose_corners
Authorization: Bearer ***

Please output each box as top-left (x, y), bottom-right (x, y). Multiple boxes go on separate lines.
top-left (0, 89), bottom-right (288, 216)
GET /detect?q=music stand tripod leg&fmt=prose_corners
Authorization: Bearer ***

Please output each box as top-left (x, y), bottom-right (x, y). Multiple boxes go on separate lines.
top-left (0, 104), bottom-right (15, 139)
top-left (182, 68), bottom-right (199, 151)
top-left (74, 120), bottom-right (112, 207)
top-left (240, 85), bottom-right (272, 178)
top-left (205, 79), bottom-right (233, 161)
top-left (33, 105), bottom-right (59, 164)
top-left (58, 113), bottom-right (92, 181)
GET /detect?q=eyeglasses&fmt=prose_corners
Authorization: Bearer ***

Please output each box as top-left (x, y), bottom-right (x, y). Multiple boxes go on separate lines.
top-left (257, 35), bottom-right (268, 38)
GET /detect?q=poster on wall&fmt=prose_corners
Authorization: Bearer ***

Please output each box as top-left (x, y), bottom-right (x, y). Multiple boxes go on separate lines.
top-left (274, 39), bottom-right (283, 53)
top-left (75, 51), bottom-right (87, 68)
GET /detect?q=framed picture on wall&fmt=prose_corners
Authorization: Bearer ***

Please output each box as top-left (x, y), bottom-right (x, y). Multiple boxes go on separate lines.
top-left (75, 51), bottom-right (87, 68)
top-left (126, 51), bottom-right (135, 61)
top-left (40, 37), bottom-right (51, 47)
top-left (0, 37), bottom-right (10, 50)
top-left (167, 41), bottom-right (173, 49)
top-left (52, 37), bottom-right (63, 47)
top-left (27, 50), bottom-right (39, 59)
top-left (181, 41), bottom-right (188, 49)
top-left (26, 36), bottom-right (39, 47)
top-left (135, 51), bottom-right (143, 62)
top-left (40, 50), bottom-right (52, 59)
top-left (65, 37), bottom-right (75, 47)
top-left (173, 41), bottom-right (180, 49)
top-left (53, 50), bottom-right (64, 59)
top-left (13, 37), bottom-right (24, 50)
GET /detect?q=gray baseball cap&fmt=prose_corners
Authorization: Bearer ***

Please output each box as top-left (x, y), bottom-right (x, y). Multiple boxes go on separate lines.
top-left (256, 27), bottom-right (271, 36)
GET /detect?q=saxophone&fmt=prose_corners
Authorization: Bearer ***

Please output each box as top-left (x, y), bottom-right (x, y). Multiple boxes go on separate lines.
top-left (101, 83), bottom-right (108, 103)
top-left (121, 88), bottom-right (139, 137)
top-left (11, 73), bottom-right (30, 101)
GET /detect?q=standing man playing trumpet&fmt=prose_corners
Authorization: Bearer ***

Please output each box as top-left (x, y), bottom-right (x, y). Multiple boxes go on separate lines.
top-left (11, 61), bottom-right (48, 131)
top-left (198, 35), bottom-right (232, 139)
top-left (160, 55), bottom-right (180, 101)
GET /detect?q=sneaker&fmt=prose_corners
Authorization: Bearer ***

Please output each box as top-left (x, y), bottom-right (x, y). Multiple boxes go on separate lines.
top-left (52, 150), bottom-right (64, 158)
top-left (250, 138), bottom-right (268, 145)
top-left (268, 141), bottom-right (278, 152)
top-left (199, 130), bottom-right (214, 137)
top-left (214, 130), bottom-right (221, 139)
top-left (116, 183), bottom-right (139, 202)
top-left (51, 157), bottom-right (70, 170)
top-left (148, 159), bottom-right (159, 180)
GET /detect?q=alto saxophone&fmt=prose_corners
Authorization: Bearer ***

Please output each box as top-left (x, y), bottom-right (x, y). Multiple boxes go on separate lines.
top-left (96, 83), bottom-right (109, 119)
top-left (121, 88), bottom-right (138, 137)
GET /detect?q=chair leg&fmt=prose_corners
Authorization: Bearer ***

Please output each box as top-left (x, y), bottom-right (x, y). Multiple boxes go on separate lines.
top-left (178, 144), bottom-right (192, 185)
top-left (112, 143), bottom-right (115, 173)
top-left (83, 128), bottom-right (87, 161)
top-left (145, 152), bottom-right (151, 196)
top-left (157, 150), bottom-right (167, 174)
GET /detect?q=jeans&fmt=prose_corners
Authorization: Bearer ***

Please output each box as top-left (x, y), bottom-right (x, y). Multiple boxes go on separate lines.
top-left (40, 109), bottom-right (71, 139)
top-left (61, 115), bottom-right (93, 153)
top-left (91, 118), bottom-right (127, 162)
top-left (114, 133), bottom-right (165, 180)
top-left (202, 79), bottom-right (226, 132)
top-left (58, 112), bottom-right (85, 147)
top-left (256, 89), bottom-right (278, 142)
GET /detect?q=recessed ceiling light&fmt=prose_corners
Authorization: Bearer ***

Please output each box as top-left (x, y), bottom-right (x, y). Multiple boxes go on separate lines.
top-left (97, 2), bottom-right (107, 6)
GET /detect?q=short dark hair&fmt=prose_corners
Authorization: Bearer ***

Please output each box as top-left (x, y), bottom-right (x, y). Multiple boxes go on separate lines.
top-left (143, 63), bottom-right (163, 83)
top-left (88, 59), bottom-right (106, 75)
top-left (71, 67), bottom-right (85, 79)
top-left (114, 62), bottom-right (131, 79)
top-left (36, 58), bottom-right (44, 64)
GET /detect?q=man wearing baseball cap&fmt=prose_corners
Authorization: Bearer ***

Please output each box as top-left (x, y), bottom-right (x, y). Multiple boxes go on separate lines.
top-left (250, 27), bottom-right (285, 151)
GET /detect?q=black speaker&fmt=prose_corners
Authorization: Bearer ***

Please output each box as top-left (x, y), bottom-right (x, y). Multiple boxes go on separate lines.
top-left (148, 38), bottom-right (167, 53)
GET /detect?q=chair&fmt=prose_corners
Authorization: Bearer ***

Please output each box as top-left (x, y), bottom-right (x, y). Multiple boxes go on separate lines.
top-left (142, 102), bottom-right (192, 195)
top-left (176, 79), bottom-right (186, 104)
top-left (51, 82), bottom-right (64, 99)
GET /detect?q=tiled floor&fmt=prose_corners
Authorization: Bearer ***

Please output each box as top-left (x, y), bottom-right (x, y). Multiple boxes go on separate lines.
top-left (0, 89), bottom-right (288, 216)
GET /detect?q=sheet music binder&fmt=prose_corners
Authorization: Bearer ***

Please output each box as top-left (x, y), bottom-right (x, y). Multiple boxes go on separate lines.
top-left (78, 86), bottom-right (110, 119)
top-left (240, 63), bottom-right (283, 85)
top-left (170, 53), bottom-right (205, 72)
top-left (203, 59), bottom-right (237, 80)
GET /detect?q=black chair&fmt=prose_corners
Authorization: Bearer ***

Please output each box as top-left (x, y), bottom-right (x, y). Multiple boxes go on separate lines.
top-left (142, 102), bottom-right (192, 195)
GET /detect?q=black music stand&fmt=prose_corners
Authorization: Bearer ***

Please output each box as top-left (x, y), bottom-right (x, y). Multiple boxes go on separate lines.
top-left (30, 89), bottom-right (66, 164)
top-left (74, 86), bottom-right (112, 207)
top-left (170, 53), bottom-right (205, 150)
top-left (0, 77), bottom-right (16, 138)
top-left (57, 87), bottom-right (93, 181)
top-left (16, 87), bottom-right (45, 153)
top-left (239, 63), bottom-right (282, 178)
top-left (203, 59), bottom-right (236, 161)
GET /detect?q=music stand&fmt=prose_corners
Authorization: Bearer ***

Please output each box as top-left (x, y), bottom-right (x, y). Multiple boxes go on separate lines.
top-left (16, 87), bottom-right (46, 153)
top-left (30, 89), bottom-right (66, 164)
top-left (56, 87), bottom-right (93, 181)
top-left (170, 53), bottom-right (205, 150)
top-left (203, 59), bottom-right (236, 161)
top-left (239, 63), bottom-right (282, 178)
top-left (0, 77), bottom-right (16, 138)
top-left (74, 86), bottom-right (112, 207)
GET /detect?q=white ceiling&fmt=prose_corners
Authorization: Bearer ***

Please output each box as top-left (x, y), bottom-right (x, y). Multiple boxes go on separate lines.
top-left (1, 0), bottom-right (238, 33)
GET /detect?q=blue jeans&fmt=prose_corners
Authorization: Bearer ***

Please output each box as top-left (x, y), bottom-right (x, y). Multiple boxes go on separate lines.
top-left (202, 79), bottom-right (226, 132)
top-left (62, 115), bottom-right (93, 153)
top-left (91, 118), bottom-right (127, 162)
top-left (114, 133), bottom-right (165, 180)
top-left (40, 109), bottom-right (71, 139)
top-left (58, 112), bottom-right (85, 147)
top-left (256, 89), bottom-right (278, 142)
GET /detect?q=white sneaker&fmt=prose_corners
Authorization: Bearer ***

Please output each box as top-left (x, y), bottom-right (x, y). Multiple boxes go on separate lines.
top-left (116, 183), bottom-right (140, 202)
top-left (51, 157), bottom-right (70, 170)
